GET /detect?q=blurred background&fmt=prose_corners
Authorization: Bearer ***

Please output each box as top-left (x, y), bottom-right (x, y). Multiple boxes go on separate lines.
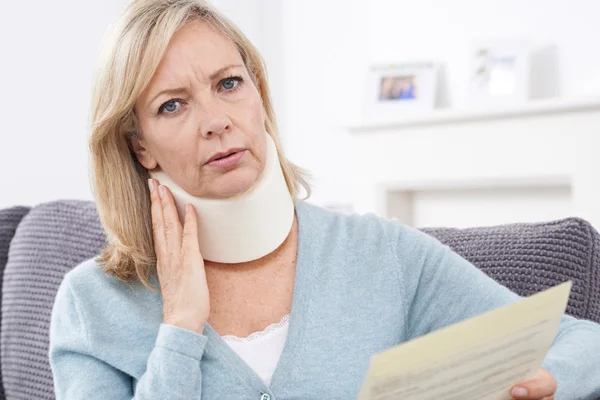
top-left (1, 0), bottom-right (599, 229)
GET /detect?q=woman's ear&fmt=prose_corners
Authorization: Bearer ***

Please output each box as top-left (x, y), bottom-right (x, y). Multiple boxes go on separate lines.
top-left (128, 132), bottom-right (158, 170)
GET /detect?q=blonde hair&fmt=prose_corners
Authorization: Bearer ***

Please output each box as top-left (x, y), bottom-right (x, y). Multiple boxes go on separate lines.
top-left (89, 0), bottom-right (310, 290)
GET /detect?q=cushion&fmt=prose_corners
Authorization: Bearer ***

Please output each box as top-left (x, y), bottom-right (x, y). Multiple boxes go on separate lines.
top-left (422, 217), bottom-right (600, 324)
top-left (0, 206), bottom-right (31, 400)
top-left (1, 201), bottom-right (105, 400)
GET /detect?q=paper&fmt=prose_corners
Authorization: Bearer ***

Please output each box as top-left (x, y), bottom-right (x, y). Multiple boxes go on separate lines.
top-left (358, 281), bottom-right (572, 400)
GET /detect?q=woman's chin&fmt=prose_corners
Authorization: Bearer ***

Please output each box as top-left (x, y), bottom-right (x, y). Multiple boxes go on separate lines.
top-left (209, 170), bottom-right (259, 199)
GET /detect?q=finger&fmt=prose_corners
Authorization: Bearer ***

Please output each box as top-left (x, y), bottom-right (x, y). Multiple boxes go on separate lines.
top-left (511, 376), bottom-right (557, 399)
top-left (149, 179), bottom-right (167, 266)
top-left (182, 204), bottom-right (200, 256)
top-left (158, 184), bottom-right (183, 253)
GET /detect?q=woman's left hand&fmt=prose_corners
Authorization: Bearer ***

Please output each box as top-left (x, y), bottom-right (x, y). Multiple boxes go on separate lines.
top-left (510, 368), bottom-right (557, 399)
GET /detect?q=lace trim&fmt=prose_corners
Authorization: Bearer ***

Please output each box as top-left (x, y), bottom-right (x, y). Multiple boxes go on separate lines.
top-left (221, 314), bottom-right (291, 343)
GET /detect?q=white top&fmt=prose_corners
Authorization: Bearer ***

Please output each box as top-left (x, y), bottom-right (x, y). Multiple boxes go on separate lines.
top-left (222, 315), bottom-right (290, 387)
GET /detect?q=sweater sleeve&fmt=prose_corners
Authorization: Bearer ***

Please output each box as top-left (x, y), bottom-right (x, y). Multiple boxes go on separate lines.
top-left (396, 226), bottom-right (600, 400)
top-left (49, 277), bottom-right (208, 399)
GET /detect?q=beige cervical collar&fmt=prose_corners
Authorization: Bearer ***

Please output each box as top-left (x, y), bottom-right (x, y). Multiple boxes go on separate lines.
top-left (148, 134), bottom-right (294, 263)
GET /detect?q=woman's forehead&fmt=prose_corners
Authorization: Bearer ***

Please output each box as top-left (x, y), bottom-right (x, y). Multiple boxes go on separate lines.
top-left (160, 21), bottom-right (240, 75)
top-left (140, 21), bottom-right (244, 101)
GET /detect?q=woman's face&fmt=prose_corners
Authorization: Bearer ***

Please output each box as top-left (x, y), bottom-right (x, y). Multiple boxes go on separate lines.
top-left (134, 20), bottom-right (266, 199)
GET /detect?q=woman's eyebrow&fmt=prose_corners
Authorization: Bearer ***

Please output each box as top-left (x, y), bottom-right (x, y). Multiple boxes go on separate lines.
top-left (147, 87), bottom-right (188, 108)
top-left (209, 64), bottom-right (244, 80)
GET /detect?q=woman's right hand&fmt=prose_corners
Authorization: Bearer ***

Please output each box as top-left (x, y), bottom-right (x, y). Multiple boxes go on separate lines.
top-left (148, 179), bottom-right (210, 334)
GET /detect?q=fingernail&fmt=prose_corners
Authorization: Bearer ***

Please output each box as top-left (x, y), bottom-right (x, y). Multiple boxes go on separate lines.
top-left (185, 204), bottom-right (192, 214)
top-left (511, 387), bottom-right (528, 397)
top-left (158, 185), bottom-right (165, 199)
top-left (148, 179), bottom-right (155, 192)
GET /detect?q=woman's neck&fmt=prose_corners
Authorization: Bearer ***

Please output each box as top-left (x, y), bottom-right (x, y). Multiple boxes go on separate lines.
top-left (203, 215), bottom-right (298, 277)
top-left (203, 215), bottom-right (298, 336)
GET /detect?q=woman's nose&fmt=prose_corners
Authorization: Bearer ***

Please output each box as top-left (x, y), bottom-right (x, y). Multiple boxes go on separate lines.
top-left (199, 107), bottom-right (232, 138)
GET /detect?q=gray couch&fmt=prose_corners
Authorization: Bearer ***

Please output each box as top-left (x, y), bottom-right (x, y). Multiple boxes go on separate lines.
top-left (0, 200), bottom-right (599, 399)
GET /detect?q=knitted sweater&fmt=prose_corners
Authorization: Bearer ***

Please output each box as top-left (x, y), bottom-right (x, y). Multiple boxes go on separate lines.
top-left (49, 201), bottom-right (600, 399)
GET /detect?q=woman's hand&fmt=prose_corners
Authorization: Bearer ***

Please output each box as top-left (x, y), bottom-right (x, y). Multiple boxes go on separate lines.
top-left (511, 368), bottom-right (557, 400)
top-left (149, 179), bottom-right (210, 334)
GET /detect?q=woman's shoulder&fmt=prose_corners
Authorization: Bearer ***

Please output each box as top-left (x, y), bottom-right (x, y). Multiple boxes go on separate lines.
top-left (54, 257), bottom-right (161, 329)
top-left (61, 257), bottom-right (142, 298)
top-left (296, 200), bottom-right (440, 249)
top-left (296, 200), bottom-right (394, 234)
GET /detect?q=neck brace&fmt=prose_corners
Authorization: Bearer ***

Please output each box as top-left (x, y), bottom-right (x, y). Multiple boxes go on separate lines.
top-left (148, 134), bottom-right (295, 263)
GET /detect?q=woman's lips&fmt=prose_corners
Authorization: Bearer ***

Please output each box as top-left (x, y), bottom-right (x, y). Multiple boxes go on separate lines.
top-left (206, 150), bottom-right (246, 168)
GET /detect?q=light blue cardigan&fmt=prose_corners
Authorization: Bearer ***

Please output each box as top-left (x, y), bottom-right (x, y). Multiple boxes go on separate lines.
top-left (49, 201), bottom-right (600, 399)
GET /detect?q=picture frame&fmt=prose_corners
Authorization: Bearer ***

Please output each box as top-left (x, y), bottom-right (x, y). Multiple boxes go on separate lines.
top-left (468, 38), bottom-right (530, 107)
top-left (363, 62), bottom-right (440, 121)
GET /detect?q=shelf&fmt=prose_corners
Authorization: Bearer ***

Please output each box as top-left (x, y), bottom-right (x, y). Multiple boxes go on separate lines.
top-left (348, 97), bottom-right (600, 133)
top-left (378, 174), bottom-right (571, 193)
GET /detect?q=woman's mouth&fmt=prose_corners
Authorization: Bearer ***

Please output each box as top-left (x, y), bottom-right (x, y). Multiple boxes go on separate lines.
top-left (205, 149), bottom-right (247, 168)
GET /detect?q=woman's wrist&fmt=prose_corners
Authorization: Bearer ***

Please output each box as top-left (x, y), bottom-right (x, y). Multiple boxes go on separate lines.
top-left (164, 318), bottom-right (206, 335)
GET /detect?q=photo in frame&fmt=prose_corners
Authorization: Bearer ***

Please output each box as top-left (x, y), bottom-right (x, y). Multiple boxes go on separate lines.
top-left (364, 63), bottom-right (440, 121)
top-left (469, 38), bottom-right (530, 107)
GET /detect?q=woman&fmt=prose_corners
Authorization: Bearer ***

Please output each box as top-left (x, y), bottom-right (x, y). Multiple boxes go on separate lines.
top-left (49, 0), bottom-right (600, 399)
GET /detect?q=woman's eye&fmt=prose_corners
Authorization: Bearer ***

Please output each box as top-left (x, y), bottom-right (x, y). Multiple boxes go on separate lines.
top-left (221, 77), bottom-right (242, 91)
top-left (158, 100), bottom-right (181, 115)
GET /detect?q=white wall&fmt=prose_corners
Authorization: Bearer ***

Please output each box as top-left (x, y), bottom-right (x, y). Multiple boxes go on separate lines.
top-left (280, 0), bottom-right (600, 209)
top-left (0, 0), bottom-right (129, 208)
top-left (3, 0), bottom-right (599, 219)
top-left (280, 0), bottom-right (371, 206)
